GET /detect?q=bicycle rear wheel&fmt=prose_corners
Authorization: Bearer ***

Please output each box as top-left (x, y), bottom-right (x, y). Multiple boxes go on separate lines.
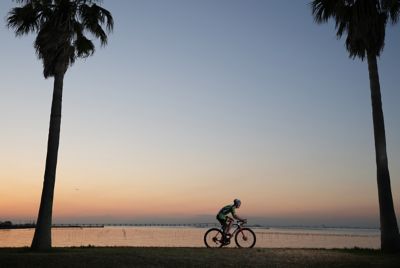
top-left (235, 228), bottom-right (256, 248)
top-left (204, 228), bottom-right (224, 248)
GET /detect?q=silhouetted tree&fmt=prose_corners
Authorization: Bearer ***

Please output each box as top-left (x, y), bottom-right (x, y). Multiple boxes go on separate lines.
top-left (7, 0), bottom-right (113, 250)
top-left (311, 0), bottom-right (400, 252)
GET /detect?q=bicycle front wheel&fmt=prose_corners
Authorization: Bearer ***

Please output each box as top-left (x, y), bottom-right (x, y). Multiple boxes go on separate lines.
top-left (204, 228), bottom-right (224, 248)
top-left (235, 228), bottom-right (256, 248)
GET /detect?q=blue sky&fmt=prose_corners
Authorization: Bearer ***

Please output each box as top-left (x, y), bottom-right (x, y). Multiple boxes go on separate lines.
top-left (0, 0), bottom-right (399, 227)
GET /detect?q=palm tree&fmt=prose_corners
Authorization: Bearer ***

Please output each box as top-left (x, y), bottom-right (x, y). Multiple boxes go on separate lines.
top-left (311, 0), bottom-right (400, 252)
top-left (7, 0), bottom-right (113, 250)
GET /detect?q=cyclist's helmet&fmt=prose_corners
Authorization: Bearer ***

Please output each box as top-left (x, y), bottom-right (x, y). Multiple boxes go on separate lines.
top-left (234, 199), bottom-right (241, 208)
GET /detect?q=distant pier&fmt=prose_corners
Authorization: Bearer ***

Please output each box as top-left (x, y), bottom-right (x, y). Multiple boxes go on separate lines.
top-left (0, 222), bottom-right (218, 229)
top-left (104, 223), bottom-right (219, 228)
top-left (53, 224), bottom-right (105, 228)
top-left (0, 223), bottom-right (104, 229)
top-left (1, 222), bottom-right (265, 229)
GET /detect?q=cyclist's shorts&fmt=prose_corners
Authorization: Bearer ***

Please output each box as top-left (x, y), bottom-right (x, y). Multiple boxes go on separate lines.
top-left (216, 215), bottom-right (227, 227)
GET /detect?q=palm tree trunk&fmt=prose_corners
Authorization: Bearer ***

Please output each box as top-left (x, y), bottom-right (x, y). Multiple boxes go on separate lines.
top-left (367, 52), bottom-right (400, 253)
top-left (31, 72), bottom-right (64, 250)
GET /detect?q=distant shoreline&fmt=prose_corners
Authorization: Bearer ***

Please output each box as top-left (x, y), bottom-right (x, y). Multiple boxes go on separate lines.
top-left (0, 224), bottom-right (105, 230)
top-left (0, 222), bottom-right (380, 230)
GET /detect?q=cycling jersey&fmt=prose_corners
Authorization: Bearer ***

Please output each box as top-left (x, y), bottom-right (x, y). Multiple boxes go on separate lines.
top-left (217, 204), bottom-right (236, 220)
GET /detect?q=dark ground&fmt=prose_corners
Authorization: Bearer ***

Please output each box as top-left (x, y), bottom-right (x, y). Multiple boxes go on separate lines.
top-left (0, 247), bottom-right (399, 268)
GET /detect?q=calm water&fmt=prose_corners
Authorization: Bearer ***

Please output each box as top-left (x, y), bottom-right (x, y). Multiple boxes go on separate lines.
top-left (0, 227), bottom-right (380, 248)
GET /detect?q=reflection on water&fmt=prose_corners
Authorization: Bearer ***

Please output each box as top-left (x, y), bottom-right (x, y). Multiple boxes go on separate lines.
top-left (0, 227), bottom-right (380, 248)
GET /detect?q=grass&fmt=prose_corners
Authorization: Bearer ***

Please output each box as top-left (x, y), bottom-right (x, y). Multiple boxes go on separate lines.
top-left (0, 247), bottom-right (399, 268)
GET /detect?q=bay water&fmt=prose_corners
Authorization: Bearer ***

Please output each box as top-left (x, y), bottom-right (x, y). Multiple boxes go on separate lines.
top-left (0, 226), bottom-right (380, 248)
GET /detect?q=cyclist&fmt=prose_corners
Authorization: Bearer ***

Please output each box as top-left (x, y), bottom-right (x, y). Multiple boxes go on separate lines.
top-left (216, 199), bottom-right (246, 242)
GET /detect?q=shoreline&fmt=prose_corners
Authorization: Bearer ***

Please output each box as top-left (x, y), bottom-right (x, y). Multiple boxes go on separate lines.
top-left (0, 224), bottom-right (105, 230)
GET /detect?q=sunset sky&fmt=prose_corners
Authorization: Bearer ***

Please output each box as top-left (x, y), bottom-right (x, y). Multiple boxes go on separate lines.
top-left (0, 0), bottom-right (399, 227)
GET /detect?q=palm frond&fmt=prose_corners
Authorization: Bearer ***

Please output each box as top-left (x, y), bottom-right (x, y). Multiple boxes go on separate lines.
top-left (382, 0), bottom-right (400, 23)
top-left (78, 3), bottom-right (113, 46)
top-left (74, 34), bottom-right (95, 57)
top-left (8, 0), bottom-right (113, 77)
top-left (311, 0), bottom-right (341, 23)
top-left (311, 0), bottom-right (388, 60)
top-left (96, 4), bottom-right (114, 32)
top-left (7, 3), bottom-right (40, 35)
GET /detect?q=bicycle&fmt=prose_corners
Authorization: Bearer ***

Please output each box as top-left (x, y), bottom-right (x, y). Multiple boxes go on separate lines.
top-left (204, 219), bottom-right (256, 248)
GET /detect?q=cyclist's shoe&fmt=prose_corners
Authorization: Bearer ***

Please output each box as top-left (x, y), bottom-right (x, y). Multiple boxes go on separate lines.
top-left (222, 238), bottom-right (230, 245)
top-left (222, 234), bottom-right (231, 245)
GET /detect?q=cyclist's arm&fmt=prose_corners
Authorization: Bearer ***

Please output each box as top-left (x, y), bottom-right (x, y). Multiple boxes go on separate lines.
top-left (231, 212), bottom-right (246, 222)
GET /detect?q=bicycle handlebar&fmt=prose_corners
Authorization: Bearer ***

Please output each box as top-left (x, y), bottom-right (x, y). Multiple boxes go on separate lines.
top-left (229, 219), bottom-right (247, 226)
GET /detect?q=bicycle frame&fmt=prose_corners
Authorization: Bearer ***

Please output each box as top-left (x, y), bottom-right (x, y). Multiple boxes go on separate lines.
top-left (222, 219), bottom-right (245, 238)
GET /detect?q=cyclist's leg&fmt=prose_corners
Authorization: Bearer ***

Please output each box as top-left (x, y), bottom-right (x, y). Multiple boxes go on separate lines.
top-left (216, 216), bottom-right (227, 233)
top-left (225, 217), bottom-right (233, 235)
